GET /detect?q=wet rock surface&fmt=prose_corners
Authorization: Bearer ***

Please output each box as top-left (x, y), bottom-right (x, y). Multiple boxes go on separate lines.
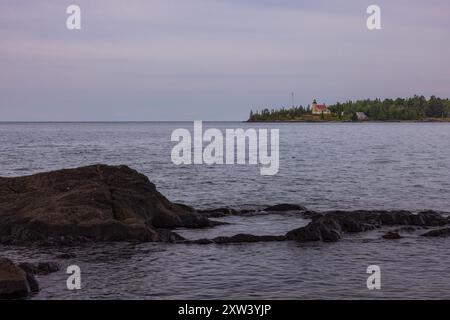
top-left (263, 204), bottom-right (307, 212)
top-left (185, 210), bottom-right (449, 244)
top-left (198, 204), bottom-right (307, 218)
top-left (18, 262), bottom-right (60, 275)
top-left (197, 207), bottom-right (262, 218)
top-left (382, 231), bottom-right (402, 240)
top-left (190, 234), bottom-right (286, 244)
top-left (1, 164), bottom-right (449, 246)
top-left (0, 165), bottom-right (213, 245)
top-left (286, 210), bottom-right (449, 243)
top-left (0, 257), bottom-right (39, 298)
top-left (421, 227), bottom-right (450, 237)
top-left (55, 253), bottom-right (77, 260)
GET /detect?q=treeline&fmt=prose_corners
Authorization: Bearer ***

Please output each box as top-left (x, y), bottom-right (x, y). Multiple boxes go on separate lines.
top-left (248, 96), bottom-right (450, 121)
top-left (329, 96), bottom-right (450, 120)
top-left (249, 106), bottom-right (310, 121)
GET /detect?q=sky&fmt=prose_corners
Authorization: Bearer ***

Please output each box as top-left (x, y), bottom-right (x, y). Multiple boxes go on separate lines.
top-left (0, 0), bottom-right (449, 121)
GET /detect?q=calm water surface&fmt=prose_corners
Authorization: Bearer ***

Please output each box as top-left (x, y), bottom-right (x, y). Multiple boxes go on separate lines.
top-left (0, 122), bottom-right (449, 299)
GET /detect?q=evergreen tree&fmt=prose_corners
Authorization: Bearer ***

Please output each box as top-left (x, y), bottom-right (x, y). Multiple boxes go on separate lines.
top-left (247, 96), bottom-right (450, 121)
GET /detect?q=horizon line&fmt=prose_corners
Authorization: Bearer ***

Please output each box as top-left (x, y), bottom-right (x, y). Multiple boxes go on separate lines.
top-left (0, 120), bottom-right (248, 123)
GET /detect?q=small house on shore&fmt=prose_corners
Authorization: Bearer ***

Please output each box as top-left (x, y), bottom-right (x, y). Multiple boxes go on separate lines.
top-left (355, 112), bottom-right (369, 121)
top-left (311, 100), bottom-right (331, 115)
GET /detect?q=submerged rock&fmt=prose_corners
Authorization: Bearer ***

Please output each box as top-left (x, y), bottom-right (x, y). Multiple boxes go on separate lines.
top-left (263, 204), bottom-right (307, 212)
top-left (421, 228), bottom-right (450, 237)
top-left (212, 234), bottom-right (285, 243)
top-left (0, 164), bottom-right (212, 244)
top-left (197, 208), bottom-right (238, 218)
top-left (198, 207), bottom-right (261, 218)
top-left (18, 262), bottom-right (60, 275)
top-left (378, 210), bottom-right (448, 226)
top-left (393, 226), bottom-right (418, 233)
top-left (55, 253), bottom-right (77, 260)
top-left (186, 209), bottom-right (449, 245)
top-left (198, 204), bottom-right (308, 218)
top-left (190, 234), bottom-right (286, 244)
top-left (382, 231), bottom-right (402, 240)
top-left (0, 257), bottom-right (39, 298)
top-left (190, 238), bottom-right (215, 245)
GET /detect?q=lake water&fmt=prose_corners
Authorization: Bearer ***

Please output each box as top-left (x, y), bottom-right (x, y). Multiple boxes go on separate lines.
top-left (1, 122), bottom-right (450, 299)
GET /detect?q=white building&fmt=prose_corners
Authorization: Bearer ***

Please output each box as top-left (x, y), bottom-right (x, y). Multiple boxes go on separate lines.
top-left (311, 100), bottom-right (331, 115)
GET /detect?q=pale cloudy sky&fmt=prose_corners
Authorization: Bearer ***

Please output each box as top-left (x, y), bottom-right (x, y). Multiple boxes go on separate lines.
top-left (1, 0), bottom-right (449, 121)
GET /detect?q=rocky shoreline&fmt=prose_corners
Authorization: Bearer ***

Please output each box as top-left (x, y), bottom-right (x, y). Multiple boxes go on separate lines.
top-left (187, 209), bottom-right (449, 244)
top-left (0, 164), bottom-right (212, 245)
top-left (1, 164), bottom-right (450, 298)
top-left (0, 258), bottom-right (60, 298)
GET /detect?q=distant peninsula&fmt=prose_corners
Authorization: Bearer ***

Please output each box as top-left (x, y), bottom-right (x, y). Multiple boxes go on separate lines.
top-left (247, 96), bottom-right (450, 122)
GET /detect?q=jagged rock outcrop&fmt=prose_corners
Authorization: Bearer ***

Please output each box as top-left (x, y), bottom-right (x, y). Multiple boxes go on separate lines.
top-left (184, 209), bottom-right (449, 245)
top-left (0, 164), bottom-right (213, 244)
top-left (286, 210), bottom-right (449, 242)
top-left (0, 257), bottom-right (39, 298)
top-left (1, 164), bottom-right (448, 246)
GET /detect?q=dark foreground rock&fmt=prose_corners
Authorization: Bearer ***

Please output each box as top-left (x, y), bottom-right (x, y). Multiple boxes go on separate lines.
top-left (1, 164), bottom-right (448, 246)
top-left (0, 257), bottom-right (39, 298)
top-left (0, 164), bottom-right (214, 244)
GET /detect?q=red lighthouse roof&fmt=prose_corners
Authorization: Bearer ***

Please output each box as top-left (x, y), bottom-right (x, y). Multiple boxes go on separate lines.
top-left (315, 104), bottom-right (327, 110)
